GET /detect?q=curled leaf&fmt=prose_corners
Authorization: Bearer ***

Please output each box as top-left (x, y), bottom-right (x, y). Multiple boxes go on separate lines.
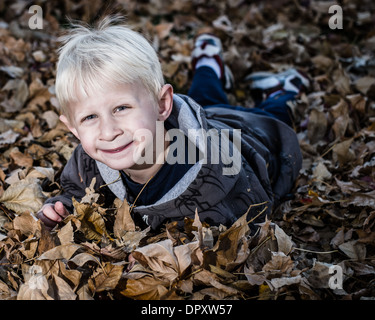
top-left (0, 178), bottom-right (45, 214)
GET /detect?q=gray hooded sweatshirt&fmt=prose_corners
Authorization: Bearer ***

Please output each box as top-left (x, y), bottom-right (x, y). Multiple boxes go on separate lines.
top-left (45, 94), bottom-right (302, 231)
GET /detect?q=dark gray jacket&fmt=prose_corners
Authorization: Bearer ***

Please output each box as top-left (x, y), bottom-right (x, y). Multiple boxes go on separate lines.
top-left (46, 94), bottom-right (302, 231)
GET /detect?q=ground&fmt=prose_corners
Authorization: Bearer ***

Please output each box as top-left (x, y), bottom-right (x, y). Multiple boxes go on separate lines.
top-left (0, 0), bottom-right (375, 300)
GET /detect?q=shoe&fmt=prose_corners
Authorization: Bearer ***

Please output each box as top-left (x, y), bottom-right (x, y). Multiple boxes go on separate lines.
top-left (191, 34), bottom-right (234, 90)
top-left (245, 68), bottom-right (310, 102)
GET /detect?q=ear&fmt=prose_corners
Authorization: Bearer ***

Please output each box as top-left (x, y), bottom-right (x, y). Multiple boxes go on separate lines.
top-left (59, 114), bottom-right (80, 140)
top-left (157, 84), bottom-right (173, 121)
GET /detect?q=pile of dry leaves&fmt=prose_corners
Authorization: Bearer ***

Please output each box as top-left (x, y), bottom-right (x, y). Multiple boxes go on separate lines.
top-left (1, 0), bottom-right (375, 300)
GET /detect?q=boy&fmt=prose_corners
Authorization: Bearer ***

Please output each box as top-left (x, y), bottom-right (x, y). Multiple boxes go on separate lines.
top-left (38, 16), bottom-right (303, 233)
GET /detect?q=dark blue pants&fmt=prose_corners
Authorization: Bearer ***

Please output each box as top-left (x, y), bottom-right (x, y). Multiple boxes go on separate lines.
top-left (188, 67), bottom-right (295, 126)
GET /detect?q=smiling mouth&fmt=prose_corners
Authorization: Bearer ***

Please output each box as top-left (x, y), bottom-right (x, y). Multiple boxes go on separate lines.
top-left (101, 141), bottom-right (133, 154)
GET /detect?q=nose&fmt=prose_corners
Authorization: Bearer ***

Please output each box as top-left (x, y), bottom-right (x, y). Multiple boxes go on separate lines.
top-left (99, 118), bottom-right (123, 141)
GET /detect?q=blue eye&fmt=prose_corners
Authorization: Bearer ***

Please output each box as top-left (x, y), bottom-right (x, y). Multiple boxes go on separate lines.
top-left (115, 105), bottom-right (128, 112)
top-left (82, 114), bottom-right (96, 122)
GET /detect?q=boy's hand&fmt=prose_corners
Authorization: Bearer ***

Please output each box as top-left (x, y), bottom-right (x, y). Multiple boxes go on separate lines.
top-left (37, 201), bottom-right (70, 230)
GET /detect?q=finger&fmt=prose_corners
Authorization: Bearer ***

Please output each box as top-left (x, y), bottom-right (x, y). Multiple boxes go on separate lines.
top-left (54, 201), bottom-right (69, 218)
top-left (37, 210), bottom-right (58, 229)
top-left (43, 204), bottom-right (64, 222)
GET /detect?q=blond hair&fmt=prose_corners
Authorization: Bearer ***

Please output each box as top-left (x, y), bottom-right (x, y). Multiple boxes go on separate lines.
top-left (55, 16), bottom-right (164, 117)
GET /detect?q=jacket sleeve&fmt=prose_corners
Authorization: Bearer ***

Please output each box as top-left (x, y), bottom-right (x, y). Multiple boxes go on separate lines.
top-left (44, 144), bottom-right (106, 213)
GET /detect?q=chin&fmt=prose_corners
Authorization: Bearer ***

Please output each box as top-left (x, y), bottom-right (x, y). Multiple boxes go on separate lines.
top-left (107, 162), bottom-right (135, 171)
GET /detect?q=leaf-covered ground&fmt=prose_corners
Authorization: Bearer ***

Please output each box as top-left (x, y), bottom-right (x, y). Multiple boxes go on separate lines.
top-left (0, 0), bottom-right (375, 300)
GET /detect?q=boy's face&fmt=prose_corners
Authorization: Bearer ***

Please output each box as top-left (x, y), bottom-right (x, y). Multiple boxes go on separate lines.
top-left (60, 82), bottom-right (173, 173)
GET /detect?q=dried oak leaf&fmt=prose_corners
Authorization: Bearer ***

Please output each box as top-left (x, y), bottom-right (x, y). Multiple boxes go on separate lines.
top-left (274, 224), bottom-right (294, 255)
top-left (206, 212), bottom-right (250, 271)
top-left (9, 147), bottom-right (33, 168)
top-left (132, 239), bottom-right (200, 283)
top-left (0, 129), bottom-right (19, 147)
top-left (121, 274), bottom-right (169, 300)
top-left (69, 252), bottom-right (100, 267)
top-left (50, 274), bottom-right (77, 300)
top-left (12, 211), bottom-right (41, 237)
top-left (0, 177), bottom-right (45, 214)
top-left (338, 240), bottom-right (366, 260)
top-left (113, 198), bottom-right (135, 239)
top-left (192, 269), bottom-right (239, 297)
top-left (72, 197), bottom-right (109, 242)
top-left (307, 108), bottom-right (327, 144)
top-left (332, 138), bottom-right (355, 165)
top-left (38, 243), bottom-right (81, 261)
top-left (57, 220), bottom-right (74, 245)
top-left (0, 278), bottom-right (17, 300)
top-left (120, 227), bottom-right (151, 254)
top-left (343, 190), bottom-right (375, 209)
top-left (90, 262), bottom-right (123, 293)
top-left (268, 275), bottom-right (302, 291)
top-left (262, 251), bottom-right (295, 276)
top-left (1, 79), bottom-right (29, 112)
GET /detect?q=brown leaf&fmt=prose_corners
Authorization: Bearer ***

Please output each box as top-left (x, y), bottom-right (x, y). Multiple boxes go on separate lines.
top-left (243, 264), bottom-right (266, 286)
top-left (332, 67), bottom-right (351, 96)
top-left (355, 76), bottom-right (375, 95)
top-left (347, 94), bottom-right (366, 113)
top-left (57, 221), bottom-right (74, 245)
top-left (274, 224), bottom-right (294, 255)
top-left (91, 263), bottom-right (123, 292)
top-left (262, 252), bottom-right (294, 275)
top-left (72, 198), bottom-right (109, 241)
top-left (113, 198), bottom-right (135, 239)
top-left (210, 212), bottom-right (250, 270)
top-left (173, 241), bottom-right (200, 275)
top-left (121, 275), bottom-right (169, 300)
top-left (13, 211), bottom-right (41, 237)
top-left (76, 284), bottom-right (94, 300)
top-left (9, 148), bottom-right (34, 168)
top-left (305, 261), bottom-right (333, 289)
top-left (0, 129), bottom-right (19, 147)
top-left (338, 240), bottom-right (366, 260)
top-left (41, 110), bottom-right (59, 129)
top-left (192, 269), bottom-right (239, 297)
top-left (132, 238), bottom-right (201, 283)
top-left (80, 178), bottom-right (100, 204)
top-left (132, 239), bottom-right (179, 282)
top-left (38, 243), bottom-right (81, 261)
top-left (0, 177), bottom-right (45, 214)
top-left (1, 79), bottom-right (29, 112)
top-left (69, 252), bottom-right (100, 267)
top-left (343, 190), bottom-right (375, 209)
top-left (307, 108), bottom-right (327, 144)
top-left (268, 275), bottom-right (301, 291)
top-left (58, 260), bottom-right (82, 292)
top-left (51, 274), bottom-right (77, 300)
top-left (332, 138), bottom-right (356, 165)
top-left (19, 238), bottom-right (38, 260)
top-left (120, 227), bottom-right (150, 253)
top-left (0, 278), bottom-right (17, 300)
top-left (155, 22), bottom-right (174, 40)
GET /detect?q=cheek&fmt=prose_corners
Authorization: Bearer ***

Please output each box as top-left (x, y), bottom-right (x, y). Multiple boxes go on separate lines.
top-left (132, 117), bottom-right (157, 139)
top-left (132, 128), bottom-right (155, 148)
top-left (76, 130), bottom-right (96, 151)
